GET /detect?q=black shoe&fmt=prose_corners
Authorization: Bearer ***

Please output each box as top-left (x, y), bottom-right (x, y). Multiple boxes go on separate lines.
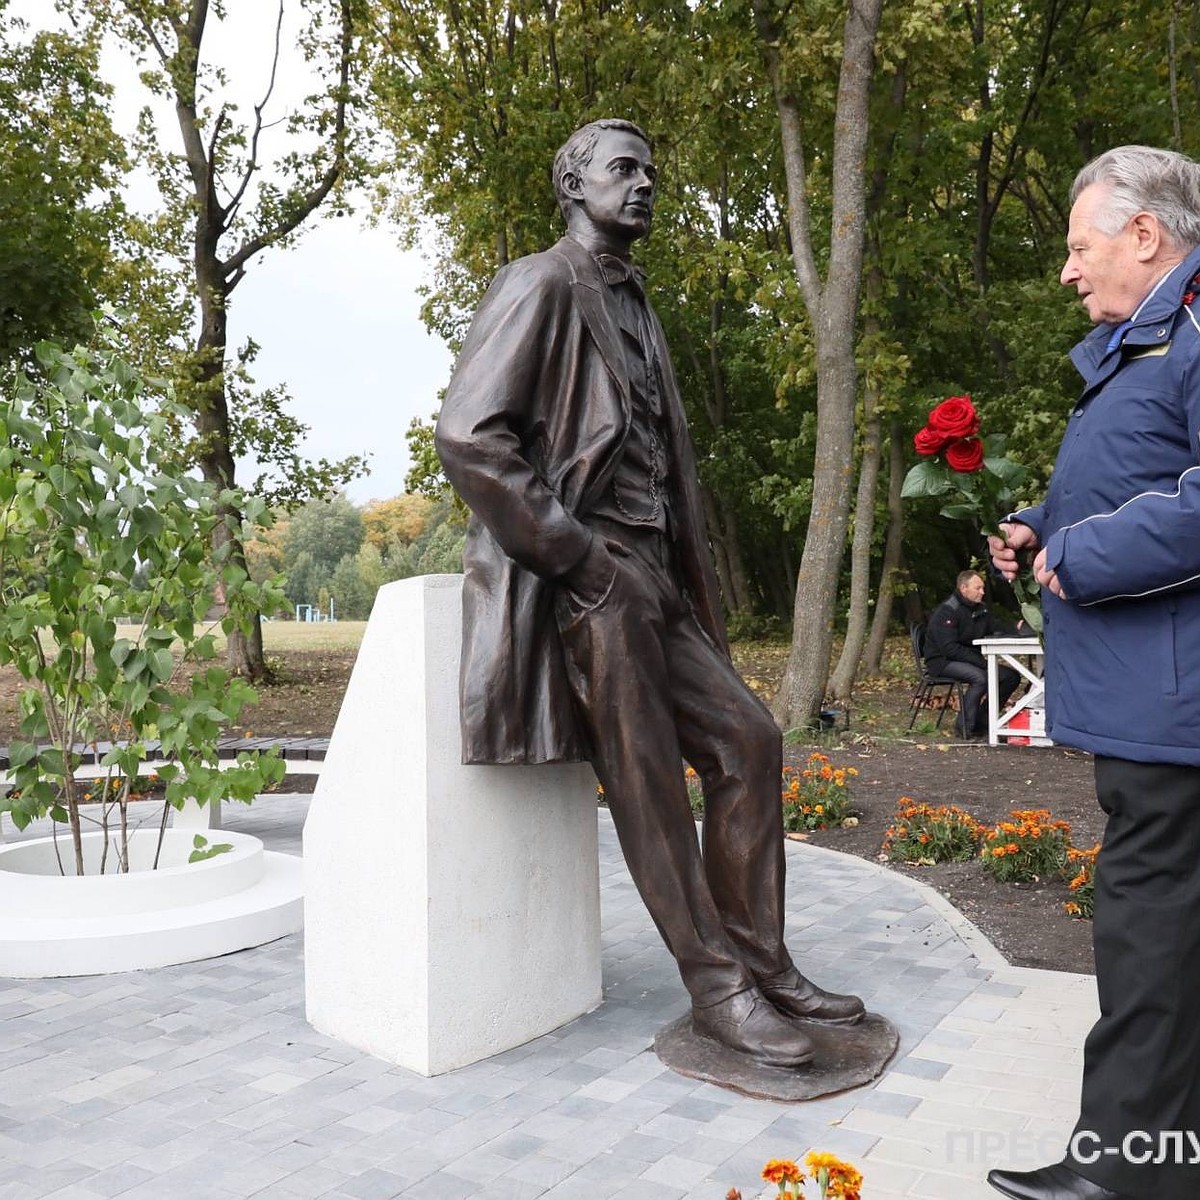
top-left (692, 987), bottom-right (816, 1068)
top-left (756, 967), bottom-right (865, 1025)
top-left (986, 1162), bottom-right (1131, 1200)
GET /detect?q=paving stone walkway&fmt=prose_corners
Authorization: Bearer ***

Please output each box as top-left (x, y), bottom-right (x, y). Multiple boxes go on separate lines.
top-left (0, 798), bottom-right (1097, 1200)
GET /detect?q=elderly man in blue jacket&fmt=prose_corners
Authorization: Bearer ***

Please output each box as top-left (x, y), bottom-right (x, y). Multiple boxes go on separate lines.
top-left (989, 146), bottom-right (1200, 1200)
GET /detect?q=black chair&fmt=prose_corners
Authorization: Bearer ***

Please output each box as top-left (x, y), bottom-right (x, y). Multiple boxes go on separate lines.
top-left (907, 622), bottom-right (969, 734)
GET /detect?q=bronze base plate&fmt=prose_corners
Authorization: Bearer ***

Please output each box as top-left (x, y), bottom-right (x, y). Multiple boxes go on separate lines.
top-left (653, 1011), bottom-right (899, 1101)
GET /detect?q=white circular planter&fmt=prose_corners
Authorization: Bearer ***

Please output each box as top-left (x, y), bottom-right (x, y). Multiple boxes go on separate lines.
top-left (0, 829), bottom-right (303, 978)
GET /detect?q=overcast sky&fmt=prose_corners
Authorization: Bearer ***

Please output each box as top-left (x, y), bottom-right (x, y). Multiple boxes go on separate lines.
top-left (227, 221), bottom-right (453, 505)
top-left (16, 2), bottom-right (455, 504)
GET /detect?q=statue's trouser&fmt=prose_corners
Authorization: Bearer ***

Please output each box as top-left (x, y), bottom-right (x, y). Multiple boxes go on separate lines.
top-left (554, 517), bottom-right (792, 1010)
top-left (1070, 756), bottom-right (1200, 1200)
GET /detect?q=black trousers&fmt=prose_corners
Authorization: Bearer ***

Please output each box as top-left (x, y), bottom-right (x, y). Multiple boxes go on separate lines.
top-left (554, 520), bottom-right (792, 1008)
top-left (936, 660), bottom-right (1020, 733)
top-left (1068, 756), bottom-right (1200, 1199)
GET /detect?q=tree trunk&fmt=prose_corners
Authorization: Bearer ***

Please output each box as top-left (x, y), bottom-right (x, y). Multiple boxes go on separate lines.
top-left (753, 0), bottom-right (884, 728)
top-left (702, 484), bottom-right (755, 617)
top-left (776, 349), bottom-right (860, 722)
top-left (864, 418), bottom-right (906, 673)
top-left (193, 274), bottom-right (268, 680)
top-left (154, 0), bottom-right (354, 681)
top-left (828, 296), bottom-right (883, 702)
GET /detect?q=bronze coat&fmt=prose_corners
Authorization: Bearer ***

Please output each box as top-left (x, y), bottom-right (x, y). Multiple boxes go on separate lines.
top-left (435, 236), bottom-right (729, 765)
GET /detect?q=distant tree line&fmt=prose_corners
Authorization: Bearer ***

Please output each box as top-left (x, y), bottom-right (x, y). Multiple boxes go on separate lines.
top-left (246, 493), bottom-right (466, 621)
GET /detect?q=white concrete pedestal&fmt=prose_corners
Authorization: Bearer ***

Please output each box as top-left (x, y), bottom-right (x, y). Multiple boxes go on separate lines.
top-left (303, 575), bottom-right (602, 1076)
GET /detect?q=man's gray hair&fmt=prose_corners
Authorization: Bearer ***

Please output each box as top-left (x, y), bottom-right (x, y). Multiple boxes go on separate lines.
top-left (1072, 145), bottom-right (1200, 250)
top-left (552, 118), bottom-right (651, 223)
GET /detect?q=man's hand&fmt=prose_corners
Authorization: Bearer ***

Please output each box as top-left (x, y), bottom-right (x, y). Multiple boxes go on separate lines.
top-left (988, 521), bottom-right (1039, 581)
top-left (1033, 548), bottom-right (1067, 599)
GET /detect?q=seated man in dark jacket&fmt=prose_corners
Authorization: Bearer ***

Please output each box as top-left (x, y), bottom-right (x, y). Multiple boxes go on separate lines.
top-left (924, 570), bottom-right (1023, 737)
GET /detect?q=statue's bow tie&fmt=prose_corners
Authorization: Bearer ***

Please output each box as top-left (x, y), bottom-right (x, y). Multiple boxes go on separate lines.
top-left (594, 254), bottom-right (646, 292)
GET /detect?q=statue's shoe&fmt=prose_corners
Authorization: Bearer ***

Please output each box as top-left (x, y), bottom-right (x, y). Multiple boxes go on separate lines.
top-left (757, 967), bottom-right (865, 1025)
top-left (691, 987), bottom-right (816, 1068)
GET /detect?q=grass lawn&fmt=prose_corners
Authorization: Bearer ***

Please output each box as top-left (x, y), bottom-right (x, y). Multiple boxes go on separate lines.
top-left (107, 619), bottom-right (370, 655)
top-left (259, 620), bottom-right (367, 652)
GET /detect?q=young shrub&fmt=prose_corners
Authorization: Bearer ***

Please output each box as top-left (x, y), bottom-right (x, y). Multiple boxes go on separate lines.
top-left (882, 798), bottom-right (983, 864)
top-left (0, 331), bottom-right (287, 873)
top-left (781, 752), bottom-right (859, 832)
top-left (1064, 843), bottom-right (1099, 919)
top-left (980, 809), bottom-right (1071, 883)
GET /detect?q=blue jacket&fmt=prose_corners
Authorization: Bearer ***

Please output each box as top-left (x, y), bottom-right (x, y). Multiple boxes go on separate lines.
top-left (1012, 249), bottom-right (1200, 765)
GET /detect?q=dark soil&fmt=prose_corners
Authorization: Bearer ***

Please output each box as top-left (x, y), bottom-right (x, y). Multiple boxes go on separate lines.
top-left (0, 638), bottom-right (1101, 975)
top-left (732, 641), bottom-right (1100, 975)
top-left (784, 738), bottom-right (1098, 975)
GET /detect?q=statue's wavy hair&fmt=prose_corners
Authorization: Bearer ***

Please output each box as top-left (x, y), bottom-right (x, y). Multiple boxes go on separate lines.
top-left (1072, 145), bottom-right (1200, 250)
top-left (552, 119), bottom-right (651, 224)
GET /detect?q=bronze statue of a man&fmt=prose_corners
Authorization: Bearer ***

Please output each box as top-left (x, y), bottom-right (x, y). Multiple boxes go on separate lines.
top-left (436, 118), bottom-right (862, 1069)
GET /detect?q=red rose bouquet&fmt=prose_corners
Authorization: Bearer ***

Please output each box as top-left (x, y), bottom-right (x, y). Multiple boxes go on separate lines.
top-left (902, 394), bottom-right (1041, 631)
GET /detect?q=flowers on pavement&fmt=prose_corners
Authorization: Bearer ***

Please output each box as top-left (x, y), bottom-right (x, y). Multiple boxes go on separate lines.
top-left (736, 1152), bottom-right (862, 1199)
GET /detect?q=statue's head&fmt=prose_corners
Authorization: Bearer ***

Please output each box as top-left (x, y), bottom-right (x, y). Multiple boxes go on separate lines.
top-left (552, 119), bottom-right (655, 244)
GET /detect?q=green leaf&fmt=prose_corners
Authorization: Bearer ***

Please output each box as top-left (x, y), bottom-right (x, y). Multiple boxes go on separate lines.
top-left (148, 648), bottom-right (174, 681)
top-left (985, 456), bottom-right (1027, 488)
top-left (6, 740), bottom-right (38, 769)
top-left (939, 502), bottom-right (981, 522)
top-left (1020, 602), bottom-right (1044, 634)
top-left (187, 835), bottom-right (234, 863)
top-left (901, 459), bottom-right (954, 499)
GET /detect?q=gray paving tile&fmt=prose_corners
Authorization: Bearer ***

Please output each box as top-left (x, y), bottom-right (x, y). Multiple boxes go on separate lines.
top-left (0, 797), bottom-right (1098, 1200)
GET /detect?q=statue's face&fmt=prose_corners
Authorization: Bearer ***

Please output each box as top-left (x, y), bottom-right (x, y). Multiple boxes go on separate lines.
top-left (569, 127), bottom-right (656, 245)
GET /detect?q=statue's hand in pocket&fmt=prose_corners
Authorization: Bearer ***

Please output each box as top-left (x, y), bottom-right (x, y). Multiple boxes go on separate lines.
top-left (562, 537), bottom-right (630, 610)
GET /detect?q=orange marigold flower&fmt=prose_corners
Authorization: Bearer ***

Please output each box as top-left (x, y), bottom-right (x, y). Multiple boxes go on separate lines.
top-left (805, 1151), bottom-right (863, 1194)
top-left (762, 1159), bottom-right (803, 1185)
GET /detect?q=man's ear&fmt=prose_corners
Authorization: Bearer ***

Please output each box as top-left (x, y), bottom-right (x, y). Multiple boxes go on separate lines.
top-left (1130, 210), bottom-right (1164, 262)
